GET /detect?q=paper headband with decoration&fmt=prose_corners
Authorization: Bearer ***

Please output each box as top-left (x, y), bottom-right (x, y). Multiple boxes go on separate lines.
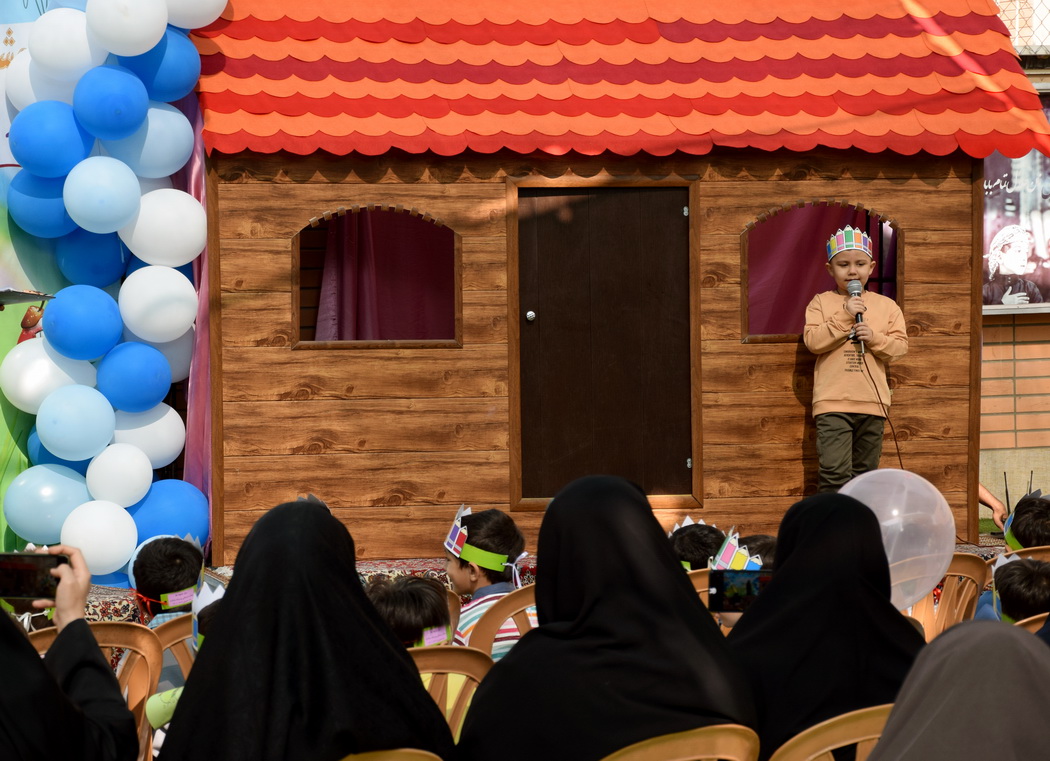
top-left (709, 530), bottom-right (764, 571)
top-left (444, 505), bottom-right (527, 586)
top-left (668, 516), bottom-right (719, 571)
top-left (192, 569), bottom-right (226, 651)
top-left (826, 225), bottom-right (873, 261)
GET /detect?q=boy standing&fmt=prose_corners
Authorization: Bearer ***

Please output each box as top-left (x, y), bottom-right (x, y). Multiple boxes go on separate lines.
top-left (804, 225), bottom-right (908, 492)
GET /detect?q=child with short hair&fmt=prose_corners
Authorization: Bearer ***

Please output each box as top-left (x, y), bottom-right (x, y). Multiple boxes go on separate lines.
top-left (670, 523), bottom-right (726, 570)
top-left (131, 537), bottom-right (203, 628)
top-left (1007, 495), bottom-right (1050, 550)
top-left (996, 559), bottom-right (1050, 623)
top-left (366, 575), bottom-right (452, 647)
top-left (738, 534), bottom-right (776, 570)
top-left (804, 226), bottom-right (908, 492)
top-left (443, 507), bottom-right (535, 660)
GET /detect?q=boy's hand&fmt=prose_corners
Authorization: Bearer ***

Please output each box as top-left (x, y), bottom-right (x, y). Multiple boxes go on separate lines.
top-left (844, 294), bottom-right (866, 317)
top-left (32, 545), bottom-right (91, 633)
top-left (853, 323), bottom-right (874, 342)
top-left (1001, 286), bottom-right (1029, 305)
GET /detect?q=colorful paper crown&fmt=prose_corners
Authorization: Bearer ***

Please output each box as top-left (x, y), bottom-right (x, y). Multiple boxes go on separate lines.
top-left (826, 226), bottom-right (873, 261)
top-left (443, 504), bottom-right (509, 573)
top-left (709, 529), bottom-right (764, 571)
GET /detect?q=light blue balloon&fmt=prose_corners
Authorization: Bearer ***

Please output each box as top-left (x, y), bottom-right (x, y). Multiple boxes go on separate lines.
top-left (63, 156), bottom-right (141, 234)
top-left (128, 480), bottom-right (210, 548)
top-left (41, 284), bottom-right (124, 360)
top-left (117, 28), bottom-right (201, 103)
top-left (3, 464), bottom-right (91, 545)
top-left (27, 426), bottom-right (91, 475)
top-left (7, 171), bottom-right (79, 239)
top-left (73, 64), bottom-right (149, 141)
top-left (36, 385), bottom-right (116, 462)
top-left (55, 228), bottom-right (130, 287)
top-left (101, 102), bottom-right (193, 179)
top-left (9, 100), bottom-right (94, 178)
top-left (97, 341), bottom-right (171, 412)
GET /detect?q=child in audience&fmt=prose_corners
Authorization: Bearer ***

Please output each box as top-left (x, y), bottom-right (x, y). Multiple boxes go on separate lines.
top-left (366, 575), bottom-right (452, 647)
top-left (132, 537), bottom-right (204, 628)
top-left (670, 522), bottom-right (726, 570)
top-left (443, 507), bottom-right (535, 660)
top-left (738, 534), bottom-right (776, 569)
top-left (979, 558), bottom-right (1050, 624)
top-left (1006, 494), bottom-right (1050, 549)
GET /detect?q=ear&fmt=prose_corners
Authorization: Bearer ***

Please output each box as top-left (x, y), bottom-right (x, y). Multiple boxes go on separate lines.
top-left (467, 562), bottom-right (482, 581)
top-left (824, 261), bottom-right (834, 277)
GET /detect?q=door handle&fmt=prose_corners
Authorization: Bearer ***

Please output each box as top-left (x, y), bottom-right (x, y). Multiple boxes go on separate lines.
top-left (525, 310), bottom-right (536, 322)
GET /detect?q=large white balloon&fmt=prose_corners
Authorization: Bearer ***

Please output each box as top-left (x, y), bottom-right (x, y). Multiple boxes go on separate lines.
top-left (0, 336), bottom-right (97, 414)
top-left (165, 0), bottom-right (227, 30)
top-left (123, 324), bottom-right (194, 382)
top-left (119, 265), bottom-right (198, 343)
top-left (86, 0), bottom-right (168, 57)
top-left (839, 469), bottom-right (956, 610)
top-left (118, 189), bottom-right (206, 267)
top-left (60, 499), bottom-right (138, 574)
top-left (29, 8), bottom-right (108, 82)
top-left (100, 102), bottom-right (193, 178)
top-left (86, 442), bottom-right (153, 507)
top-left (5, 49), bottom-right (78, 111)
top-left (112, 403), bottom-right (186, 469)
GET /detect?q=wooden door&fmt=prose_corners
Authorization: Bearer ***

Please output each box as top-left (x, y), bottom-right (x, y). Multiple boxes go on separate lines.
top-left (518, 187), bottom-right (692, 499)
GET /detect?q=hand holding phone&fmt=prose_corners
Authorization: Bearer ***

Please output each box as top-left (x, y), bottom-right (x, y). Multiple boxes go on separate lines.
top-left (0, 552), bottom-right (69, 600)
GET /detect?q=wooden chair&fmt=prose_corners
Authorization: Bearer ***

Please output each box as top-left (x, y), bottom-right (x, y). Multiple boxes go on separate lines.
top-left (1014, 611), bottom-right (1049, 632)
top-left (687, 569), bottom-right (711, 606)
top-left (599, 724), bottom-right (760, 761)
top-left (30, 621), bottom-right (164, 761)
top-left (409, 645), bottom-right (492, 740)
top-left (908, 552), bottom-right (988, 641)
top-left (152, 614), bottom-right (195, 679)
top-left (986, 544), bottom-right (1050, 565)
top-left (767, 704), bottom-right (893, 761)
top-left (445, 587), bottom-right (462, 633)
top-left (340, 750), bottom-right (444, 760)
top-left (468, 584), bottom-right (536, 656)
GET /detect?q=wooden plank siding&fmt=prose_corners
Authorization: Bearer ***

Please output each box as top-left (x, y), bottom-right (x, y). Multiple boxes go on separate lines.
top-left (210, 150), bottom-right (980, 562)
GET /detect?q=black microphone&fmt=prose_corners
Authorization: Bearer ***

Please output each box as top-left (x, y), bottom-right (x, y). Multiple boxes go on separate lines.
top-left (847, 279), bottom-right (865, 355)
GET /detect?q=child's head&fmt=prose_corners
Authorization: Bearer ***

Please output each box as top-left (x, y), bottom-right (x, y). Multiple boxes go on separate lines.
top-left (987, 225), bottom-right (1034, 278)
top-left (366, 575), bottom-right (451, 647)
top-left (670, 523), bottom-right (726, 570)
top-left (738, 534), bottom-right (777, 570)
top-left (443, 508), bottom-right (525, 596)
top-left (825, 225), bottom-right (875, 293)
top-left (132, 537), bottom-right (204, 620)
top-left (1009, 496), bottom-right (1050, 549)
top-left (995, 558), bottom-right (1050, 622)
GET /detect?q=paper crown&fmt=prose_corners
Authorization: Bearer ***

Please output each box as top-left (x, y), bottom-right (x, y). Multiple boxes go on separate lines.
top-left (443, 504), bottom-right (510, 573)
top-left (826, 226), bottom-right (873, 261)
top-left (668, 515), bottom-right (718, 537)
top-left (192, 570), bottom-right (226, 651)
top-left (709, 529), bottom-right (764, 571)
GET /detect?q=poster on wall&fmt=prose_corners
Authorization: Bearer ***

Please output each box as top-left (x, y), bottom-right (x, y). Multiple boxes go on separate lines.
top-left (983, 93), bottom-right (1050, 314)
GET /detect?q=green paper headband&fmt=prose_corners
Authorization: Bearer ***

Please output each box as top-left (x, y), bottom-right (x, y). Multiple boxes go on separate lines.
top-left (458, 543), bottom-right (509, 572)
top-left (160, 586), bottom-right (196, 610)
top-left (1005, 528), bottom-right (1024, 552)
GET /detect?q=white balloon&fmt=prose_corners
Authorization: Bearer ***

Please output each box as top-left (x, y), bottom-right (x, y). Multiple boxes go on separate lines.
top-left (63, 155), bottom-right (141, 234)
top-left (119, 189), bottom-right (206, 267)
top-left (0, 336), bottom-right (97, 414)
top-left (119, 265), bottom-right (198, 343)
top-left (86, 0), bottom-right (168, 57)
top-left (165, 0), bottom-right (227, 30)
top-left (5, 49), bottom-right (77, 111)
top-left (112, 403), bottom-right (186, 468)
top-left (29, 8), bottom-right (108, 82)
top-left (100, 102), bottom-right (193, 178)
top-left (123, 324), bottom-right (194, 382)
top-left (86, 442), bottom-right (153, 506)
top-left (61, 499), bottom-right (138, 574)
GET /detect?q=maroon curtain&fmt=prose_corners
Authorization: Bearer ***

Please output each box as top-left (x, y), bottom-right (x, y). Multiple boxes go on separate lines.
top-left (315, 210), bottom-right (455, 341)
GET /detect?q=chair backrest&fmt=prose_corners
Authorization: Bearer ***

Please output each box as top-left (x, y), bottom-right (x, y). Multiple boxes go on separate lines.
top-left (908, 552), bottom-right (988, 641)
top-left (468, 584), bottom-right (537, 656)
top-left (339, 750), bottom-right (444, 760)
top-left (987, 544), bottom-right (1050, 564)
top-left (599, 724), bottom-right (760, 761)
top-left (153, 614), bottom-right (195, 679)
top-left (1014, 611), bottom-right (1049, 632)
top-left (688, 569), bottom-right (710, 606)
top-left (30, 621), bottom-right (164, 761)
top-left (446, 587), bottom-right (462, 633)
top-left (767, 704), bottom-right (894, 761)
top-left (409, 645), bottom-right (492, 740)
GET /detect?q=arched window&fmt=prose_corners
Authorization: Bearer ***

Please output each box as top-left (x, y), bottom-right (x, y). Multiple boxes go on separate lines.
top-left (298, 204), bottom-right (460, 346)
top-left (743, 201), bottom-right (898, 341)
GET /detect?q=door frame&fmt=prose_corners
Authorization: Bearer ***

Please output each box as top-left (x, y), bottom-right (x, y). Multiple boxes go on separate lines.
top-left (507, 175), bottom-right (704, 511)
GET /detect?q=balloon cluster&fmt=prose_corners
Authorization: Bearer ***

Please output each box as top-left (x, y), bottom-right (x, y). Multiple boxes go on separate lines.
top-left (1, 0), bottom-right (226, 583)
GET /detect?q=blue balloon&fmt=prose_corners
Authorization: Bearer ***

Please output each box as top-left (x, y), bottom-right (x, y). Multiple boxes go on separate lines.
top-left (55, 228), bottom-right (130, 287)
top-left (36, 385), bottom-right (116, 462)
top-left (27, 426), bottom-right (91, 475)
top-left (9, 100), bottom-right (94, 178)
top-left (62, 156), bottom-right (141, 235)
top-left (91, 571), bottom-right (131, 588)
top-left (41, 284), bottom-right (124, 360)
top-left (128, 479), bottom-right (210, 548)
top-left (97, 342), bottom-right (172, 412)
top-left (126, 253), bottom-right (193, 284)
top-left (3, 464), bottom-right (91, 545)
top-left (7, 171), bottom-right (78, 239)
top-left (73, 65), bottom-right (149, 141)
top-left (117, 28), bottom-right (201, 103)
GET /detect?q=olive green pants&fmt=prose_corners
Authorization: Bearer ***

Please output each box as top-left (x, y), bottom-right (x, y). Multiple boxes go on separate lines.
top-left (815, 412), bottom-right (886, 492)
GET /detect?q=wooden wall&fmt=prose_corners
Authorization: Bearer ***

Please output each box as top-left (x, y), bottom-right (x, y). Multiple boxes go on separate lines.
top-left (210, 149), bottom-right (980, 563)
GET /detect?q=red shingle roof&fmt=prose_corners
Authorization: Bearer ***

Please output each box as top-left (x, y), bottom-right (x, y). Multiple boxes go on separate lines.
top-left (193, 0), bottom-right (1050, 158)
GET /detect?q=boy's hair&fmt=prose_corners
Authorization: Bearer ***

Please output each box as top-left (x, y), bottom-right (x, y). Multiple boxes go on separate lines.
top-left (739, 534), bottom-right (777, 570)
top-left (366, 576), bottom-right (450, 646)
top-left (455, 509), bottom-right (525, 584)
top-left (133, 538), bottom-right (204, 618)
top-left (1010, 496), bottom-right (1050, 549)
top-left (995, 558), bottom-right (1050, 622)
top-left (670, 524), bottom-right (726, 570)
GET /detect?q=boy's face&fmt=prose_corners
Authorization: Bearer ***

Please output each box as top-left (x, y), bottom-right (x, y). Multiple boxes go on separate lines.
top-left (998, 240), bottom-right (1030, 276)
top-left (825, 250), bottom-right (876, 293)
top-left (444, 551), bottom-right (476, 595)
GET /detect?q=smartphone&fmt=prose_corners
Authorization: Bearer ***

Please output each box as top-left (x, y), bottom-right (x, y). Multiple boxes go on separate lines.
top-left (0, 553), bottom-right (69, 599)
top-left (708, 569), bottom-right (772, 612)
